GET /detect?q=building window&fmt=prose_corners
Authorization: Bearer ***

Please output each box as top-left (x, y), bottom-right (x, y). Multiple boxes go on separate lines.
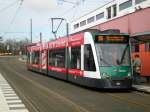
top-left (145, 42), bottom-right (150, 52)
top-left (119, 0), bottom-right (132, 11)
top-left (107, 6), bottom-right (111, 19)
top-left (80, 20), bottom-right (86, 27)
top-left (113, 4), bottom-right (117, 17)
top-left (135, 0), bottom-right (146, 4)
top-left (132, 44), bottom-right (139, 52)
top-left (49, 49), bottom-right (66, 68)
top-left (74, 23), bottom-right (79, 29)
top-left (87, 16), bottom-right (95, 24)
top-left (84, 44), bottom-right (96, 71)
top-left (96, 12), bottom-right (104, 20)
top-left (70, 47), bottom-right (81, 69)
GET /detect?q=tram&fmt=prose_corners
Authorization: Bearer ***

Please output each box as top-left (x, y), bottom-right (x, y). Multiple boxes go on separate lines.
top-left (26, 30), bottom-right (132, 89)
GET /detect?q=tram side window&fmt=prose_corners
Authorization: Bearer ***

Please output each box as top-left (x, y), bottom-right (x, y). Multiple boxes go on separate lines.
top-left (49, 49), bottom-right (65, 68)
top-left (84, 44), bottom-right (96, 71)
top-left (31, 52), bottom-right (34, 64)
top-left (35, 51), bottom-right (40, 64)
top-left (27, 52), bottom-right (30, 64)
top-left (32, 51), bottom-right (40, 64)
top-left (49, 50), bottom-right (53, 66)
top-left (70, 47), bottom-right (81, 69)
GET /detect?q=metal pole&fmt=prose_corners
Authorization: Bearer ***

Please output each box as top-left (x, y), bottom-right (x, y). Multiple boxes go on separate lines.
top-left (30, 19), bottom-right (32, 43)
top-left (40, 32), bottom-right (42, 43)
top-left (66, 22), bottom-right (69, 38)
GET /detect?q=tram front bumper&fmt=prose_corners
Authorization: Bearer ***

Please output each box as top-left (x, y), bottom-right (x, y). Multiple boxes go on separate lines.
top-left (95, 78), bottom-right (132, 89)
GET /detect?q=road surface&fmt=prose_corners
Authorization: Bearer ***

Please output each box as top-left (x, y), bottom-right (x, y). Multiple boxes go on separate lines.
top-left (0, 56), bottom-right (150, 112)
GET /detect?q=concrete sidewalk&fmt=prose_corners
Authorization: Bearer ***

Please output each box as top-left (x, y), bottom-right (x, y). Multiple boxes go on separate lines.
top-left (0, 73), bottom-right (29, 112)
top-left (132, 77), bottom-right (150, 94)
top-left (132, 85), bottom-right (150, 93)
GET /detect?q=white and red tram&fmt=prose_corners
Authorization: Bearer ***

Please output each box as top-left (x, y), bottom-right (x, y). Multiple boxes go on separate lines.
top-left (27, 30), bottom-right (132, 89)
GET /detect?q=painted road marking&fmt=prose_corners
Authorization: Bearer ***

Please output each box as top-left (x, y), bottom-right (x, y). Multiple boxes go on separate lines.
top-left (4, 95), bottom-right (18, 97)
top-left (0, 73), bottom-right (29, 112)
top-left (6, 97), bottom-right (20, 101)
top-left (3, 91), bottom-right (16, 94)
top-left (8, 102), bottom-right (23, 105)
top-left (3, 89), bottom-right (13, 91)
top-left (7, 99), bottom-right (22, 104)
top-left (9, 104), bottom-right (26, 108)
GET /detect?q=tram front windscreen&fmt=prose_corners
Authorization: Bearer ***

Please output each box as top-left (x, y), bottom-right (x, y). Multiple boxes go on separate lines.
top-left (95, 35), bottom-right (130, 67)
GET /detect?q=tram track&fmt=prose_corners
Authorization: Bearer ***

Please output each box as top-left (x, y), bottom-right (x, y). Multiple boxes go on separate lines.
top-left (6, 62), bottom-right (150, 112)
top-left (132, 91), bottom-right (150, 97)
top-left (1, 57), bottom-right (150, 112)
top-left (0, 60), bottom-right (91, 112)
top-left (14, 58), bottom-right (150, 110)
top-left (106, 93), bottom-right (150, 111)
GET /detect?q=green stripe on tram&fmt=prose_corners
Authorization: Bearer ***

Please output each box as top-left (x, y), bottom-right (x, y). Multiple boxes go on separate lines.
top-left (100, 66), bottom-right (132, 79)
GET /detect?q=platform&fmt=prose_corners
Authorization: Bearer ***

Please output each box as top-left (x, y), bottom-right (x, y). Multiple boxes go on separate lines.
top-left (0, 73), bottom-right (29, 112)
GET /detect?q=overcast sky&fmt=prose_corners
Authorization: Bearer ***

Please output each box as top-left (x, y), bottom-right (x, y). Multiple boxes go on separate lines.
top-left (0, 0), bottom-right (112, 42)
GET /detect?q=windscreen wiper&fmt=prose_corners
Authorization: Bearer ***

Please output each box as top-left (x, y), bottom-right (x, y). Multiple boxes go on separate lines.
top-left (119, 45), bottom-right (128, 65)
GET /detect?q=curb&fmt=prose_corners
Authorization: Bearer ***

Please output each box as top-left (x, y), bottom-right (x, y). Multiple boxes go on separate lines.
top-left (132, 85), bottom-right (150, 94)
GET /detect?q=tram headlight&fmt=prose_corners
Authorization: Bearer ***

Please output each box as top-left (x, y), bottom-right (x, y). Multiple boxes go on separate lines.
top-left (102, 73), bottom-right (110, 79)
top-left (127, 73), bottom-right (131, 77)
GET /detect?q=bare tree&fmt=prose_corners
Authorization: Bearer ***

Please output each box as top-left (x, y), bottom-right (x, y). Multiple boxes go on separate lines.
top-left (2, 38), bottom-right (30, 55)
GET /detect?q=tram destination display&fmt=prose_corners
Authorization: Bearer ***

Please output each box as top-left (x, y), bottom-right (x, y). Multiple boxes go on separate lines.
top-left (95, 35), bottom-right (128, 43)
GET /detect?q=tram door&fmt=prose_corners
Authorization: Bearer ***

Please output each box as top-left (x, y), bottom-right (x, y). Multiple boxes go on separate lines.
top-left (27, 47), bottom-right (33, 69)
top-left (41, 50), bottom-right (47, 73)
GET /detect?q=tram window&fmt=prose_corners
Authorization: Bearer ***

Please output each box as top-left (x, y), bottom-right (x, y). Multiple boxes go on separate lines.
top-left (70, 47), bottom-right (81, 69)
top-left (32, 51), bottom-right (40, 64)
top-left (49, 49), bottom-right (65, 68)
top-left (35, 51), bottom-right (40, 64)
top-left (32, 52), bottom-right (34, 64)
top-left (27, 52), bottom-right (30, 64)
top-left (31, 52), bottom-right (34, 64)
top-left (49, 51), bottom-right (53, 66)
top-left (84, 44), bottom-right (96, 71)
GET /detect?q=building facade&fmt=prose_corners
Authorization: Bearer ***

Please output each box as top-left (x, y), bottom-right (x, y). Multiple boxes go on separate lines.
top-left (70, 0), bottom-right (150, 77)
